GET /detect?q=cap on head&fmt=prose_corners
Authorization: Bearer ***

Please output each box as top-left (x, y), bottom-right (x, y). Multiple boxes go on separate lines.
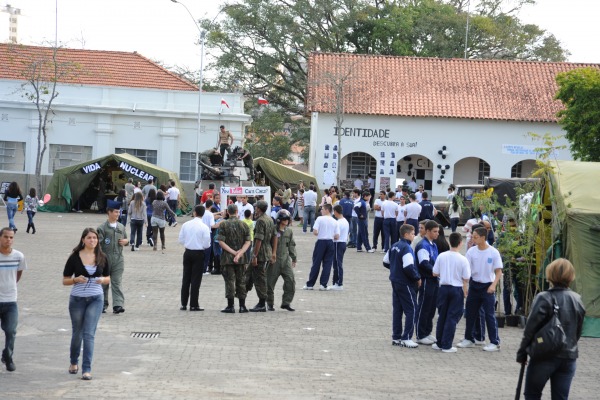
top-left (255, 200), bottom-right (268, 212)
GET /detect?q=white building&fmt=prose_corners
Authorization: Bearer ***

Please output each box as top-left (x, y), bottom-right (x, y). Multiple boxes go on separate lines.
top-left (0, 44), bottom-right (251, 199)
top-left (306, 53), bottom-right (598, 198)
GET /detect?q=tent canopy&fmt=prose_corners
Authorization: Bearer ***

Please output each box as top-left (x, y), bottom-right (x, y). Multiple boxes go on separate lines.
top-left (42, 153), bottom-right (189, 212)
top-left (546, 160), bottom-right (600, 337)
top-left (254, 157), bottom-right (320, 198)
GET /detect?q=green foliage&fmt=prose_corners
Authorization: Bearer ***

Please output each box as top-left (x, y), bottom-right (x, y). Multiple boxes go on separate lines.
top-left (555, 67), bottom-right (600, 162)
top-left (244, 108), bottom-right (293, 163)
top-left (201, 0), bottom-right (568, 115)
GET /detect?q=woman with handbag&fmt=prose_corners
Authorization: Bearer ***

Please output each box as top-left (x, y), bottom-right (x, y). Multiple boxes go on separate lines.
top-left (516, 258), bottom-right (585, 399)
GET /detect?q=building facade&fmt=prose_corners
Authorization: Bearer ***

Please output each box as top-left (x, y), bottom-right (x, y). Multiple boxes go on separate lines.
top-left (306, 53), bottom-right (598, 198)
top-left (0, 44), bottom-right (251, 197)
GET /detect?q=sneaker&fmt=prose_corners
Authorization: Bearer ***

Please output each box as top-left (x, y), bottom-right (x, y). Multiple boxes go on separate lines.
top-left (302, 285), bottom-right (314, 290)
top-left (328, 284), bottom-right (343, 291)
top-left (318, 285), bottom-right (328, 291)
top-left (456, 339), bottom-right (475, 348)
top-left (392, 339), bottom-right (402, 346)
top-left (426, 335), bottom-right (437, 343)
top-left (131, 245), bottom-right (135, 252)
top-left (149, 238), bottom-right (154, 247)
top-left (367, 249), bottom-right (375, 253)
top-left (431, 343), bottom-right (442, 350)
top-left (380, 250), bottom-right (387, 254)
top-left (172, 221), bottom-right (178, 227)
top-left (474, 339), bottom-right (486, 345)
top-left (356, 249), bottom-right (363, 253)
top-left (203, 272), bottom-right (210, 276)
top-left (482, 343), bottom-right (500, 352)
top-left (417, 337), bottom-right (435, 345)
top-left (134, 246), bottom-right (140, 251)
top-left (400, 339), bottom-right (418, 348)
top-left (442, 347), bottom-right (458, 353)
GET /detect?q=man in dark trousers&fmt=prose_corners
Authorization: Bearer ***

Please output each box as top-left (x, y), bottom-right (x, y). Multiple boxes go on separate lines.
top-left (354, 191), bottom-right (374, 253)
top-left (303, 204), bottom-right (340, 290)
top-left (178, 205), bottom-right (211, 311)
top-left (415, 220), bottom-right (440, 345)
top-left (418, 192), bottom-right (437, 222)
top-left (384, 224), bottom-right (420, 348)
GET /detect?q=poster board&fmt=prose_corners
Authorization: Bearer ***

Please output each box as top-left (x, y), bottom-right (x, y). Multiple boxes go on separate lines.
top-left (219, 186), bottom-right (272, 216)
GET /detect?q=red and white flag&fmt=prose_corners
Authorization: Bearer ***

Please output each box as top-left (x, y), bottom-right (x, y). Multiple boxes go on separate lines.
top-left (221, 98), bottom-right (230, 108)
top-left (258, 97), bottom-right (269, 105)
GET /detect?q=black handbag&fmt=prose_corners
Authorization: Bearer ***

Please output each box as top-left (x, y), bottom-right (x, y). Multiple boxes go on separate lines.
top-left (527, 292), bottom-right (567, 361)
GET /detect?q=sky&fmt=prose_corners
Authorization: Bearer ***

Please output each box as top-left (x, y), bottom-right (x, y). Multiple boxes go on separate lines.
top-left (2, 0), bottom-right (599, 73)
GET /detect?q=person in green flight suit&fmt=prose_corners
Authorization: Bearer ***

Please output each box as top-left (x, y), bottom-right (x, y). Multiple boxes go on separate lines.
top-left (267, 209), bottom-right (297, 312)
top-left (247, 200), bottom-right (276, 312)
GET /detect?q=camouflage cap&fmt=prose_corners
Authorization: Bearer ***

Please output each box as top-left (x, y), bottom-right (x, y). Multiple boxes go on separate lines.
top-left (255, 200), bottom-right (268, 212)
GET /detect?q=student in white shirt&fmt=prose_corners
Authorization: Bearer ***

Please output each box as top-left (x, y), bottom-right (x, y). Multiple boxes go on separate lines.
top-left (372, 191), bottom-right (386, 252)
top-left (382, 192), bottom-right (399, 252)
top-left (432, 232), bottom-right (470, 352)
top-left (404, 194), bottom-right (422, 233)
top-left (303, 204), bottom-right (340, 290)
top-left (330, 205), bottom-right (349, 290)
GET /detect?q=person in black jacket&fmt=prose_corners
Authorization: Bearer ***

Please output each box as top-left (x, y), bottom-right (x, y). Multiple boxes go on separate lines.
top-left (516, 258), bottom-right (585, 399)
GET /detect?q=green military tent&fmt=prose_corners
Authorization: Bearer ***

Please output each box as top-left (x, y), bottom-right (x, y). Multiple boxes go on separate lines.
top-left (544, 160), bottom-right (600, 337)
top-left (254, 157), bottom-right (320, 198)
top-left (42, 153), bottom-right (189, 213)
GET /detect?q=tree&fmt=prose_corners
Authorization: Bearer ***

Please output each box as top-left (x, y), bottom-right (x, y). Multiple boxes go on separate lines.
top-left (202, 0), bottom-right (568, 116)
top-left (8, 44), bottom-right (79, 194)
top-left (555, 67), bottom-right (600, 162)
top-left (244, 108), bottom-right (293, 163)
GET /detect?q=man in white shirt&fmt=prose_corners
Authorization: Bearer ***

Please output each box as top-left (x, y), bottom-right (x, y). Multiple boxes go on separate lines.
top-left (457, 227), bottom-right (503, 352)
top-left (382, 192), bottom-right (399, 252)
top-left (178, 205), bottom-right (211, 311)
top-left (432, 232), bottom-right (470, 352)
top-left (404, 194), bottom-right (422, 233)
top-left (415, 185), bottom-right (424, 202)
top-left (302, 185), bottom-right (318, 233)
top-left (367, 173), bottom-right (375, 208)
top-left (167, 180), bottom-right (180, 227)
top-left (303, 204), bottom-right (340, 290)
top-left (354, 175), bottom-right (364, 190)
top-left (408, 177), bottom-right (418, 193)
top-left (372, 191), bottom-right (386, 252)
top-left (0, 228), bottom-right (26, 372)
top-left (237, 196), bottom-right (254, 219)
top-left (330, 205), bottom-right (349, 290)
top-left (396, 195), bottom-right (407, 241)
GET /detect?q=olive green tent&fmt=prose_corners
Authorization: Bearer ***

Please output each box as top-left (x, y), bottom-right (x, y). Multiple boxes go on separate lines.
top-left (253, 157), bottom-right (320, 199)
top-left (41, 153), bottom-right (189, 213)
top-left (544, 160), bottom-right (600, 337)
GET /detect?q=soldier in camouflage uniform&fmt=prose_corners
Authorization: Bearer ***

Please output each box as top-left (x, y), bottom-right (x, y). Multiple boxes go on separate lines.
top-left (247, 200), bottom-right (276, 312)
top-left (218, 204), bottom-right (251, 313)
top-left (97, 204), bottom-right (129, 314)
top-left (267, 210), bottom-right (297, 311)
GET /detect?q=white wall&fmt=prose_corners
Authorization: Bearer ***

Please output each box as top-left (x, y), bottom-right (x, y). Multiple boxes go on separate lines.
top-left (309, 113), bottom-right (571, 199)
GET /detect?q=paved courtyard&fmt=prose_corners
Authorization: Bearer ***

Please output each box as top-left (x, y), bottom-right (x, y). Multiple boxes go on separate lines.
top-left (1, 212), bottom-right (598, 399)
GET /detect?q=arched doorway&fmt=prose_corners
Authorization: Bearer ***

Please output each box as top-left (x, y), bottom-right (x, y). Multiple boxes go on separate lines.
top-left (454, 157), bottom-right (491, 184)
top-left (395, 154), bottom-right (434, 190)
top-left (511, 159), bottom-right (536, 178)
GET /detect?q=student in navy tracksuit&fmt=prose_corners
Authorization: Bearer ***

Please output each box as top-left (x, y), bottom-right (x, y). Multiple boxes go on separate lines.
top-left (303, 204), bottom-right (340, 290)
top-left (415, 220), bottom-right (440, 345)
top-left (372, 191), bottom-right (386, 251)
top-left (381, 192), bottom-right (398, 253)
top-left (338, 191), bottom-right (354, 228)
top-left (354, 191), bottom-right (373, 253)
top-left (418, 192), bottom-right (437, 222)
top-left (384, 224), bottom-right (421, 348)
top-left (432, 232), bottom-right (471, 352)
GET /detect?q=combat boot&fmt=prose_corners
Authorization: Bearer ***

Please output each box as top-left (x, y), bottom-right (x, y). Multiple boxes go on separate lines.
top-left (31, 223), bottom-right (36, 234)
top-left (239, 298), bottom-right (249, 313)
top-left (221, 298), bottom-right (235, 313)
top-left (26, 223), bottom-right (31, 233)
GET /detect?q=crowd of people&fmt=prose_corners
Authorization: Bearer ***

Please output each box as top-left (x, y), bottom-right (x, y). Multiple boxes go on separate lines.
top-left (0, 175), bottom-right (586, 397)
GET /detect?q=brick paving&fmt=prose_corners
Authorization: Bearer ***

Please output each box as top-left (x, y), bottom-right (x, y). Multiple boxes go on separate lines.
top-left (1, 212), bottom-right (598, 399)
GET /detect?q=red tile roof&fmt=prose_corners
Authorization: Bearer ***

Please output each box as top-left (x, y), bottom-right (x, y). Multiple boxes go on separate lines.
top-left (0, 44), bottom-right (198, 91)
top-left (306, 52), bottom-right (600, 123)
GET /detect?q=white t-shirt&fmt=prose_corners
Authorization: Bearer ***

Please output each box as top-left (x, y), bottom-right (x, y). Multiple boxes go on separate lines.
top-left (408, 181), bottom-right (418, 192)
top-left (335, 217), bottom-right (349, 243)
top-left (396, 204), bottom-right (406, 222)
top-left (382, 199), bottom-right (398, 219)
top-left (167, 186), bottom-right (180, 201)
top-left (313, 215), bottom-right (340, 240)
top-left (368, 177), bottom-right (375, 189)
top-left (303, 190), bottom-right (317, 207)
top-left (354, 179), bottom-right (363, 190)
top-left (202, 210), bottom-right (215, 229)
top-left (238, 202), bottom-right (254, 219)
top-left (351, 198), bottom-right (359, 218)
top-left (433, 251), bottom-right (471, 287)
top-left (0, 249), bottom-right (27, 302)
top-left (415, 191), bottom-right (423, 202)
top-left (405, 202), bottom-right (422, 220)
top-left (466, 245), bottom-right (503, 283)
top-left (374, 198), bottom-right (384, 218)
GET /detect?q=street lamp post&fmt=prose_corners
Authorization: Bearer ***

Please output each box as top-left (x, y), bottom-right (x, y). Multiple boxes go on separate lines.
top-left (171, 0), bottom-right (206, 183)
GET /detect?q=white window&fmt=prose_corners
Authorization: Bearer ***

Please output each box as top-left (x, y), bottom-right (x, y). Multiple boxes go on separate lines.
top-left (180, 152), bottom-right (196, 181)
top-left (478, 159), bottom-right (490, 184)
top-left (0, 141), bottom-right (26, 172)
top-left (115, 148), bottom-right (157, 164)
top-left (346, 152), bottom-right (376, 179)
top-left (48, 144), bottom-right (93, 172)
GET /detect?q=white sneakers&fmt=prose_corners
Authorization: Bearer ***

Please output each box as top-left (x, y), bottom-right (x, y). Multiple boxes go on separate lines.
top-left (318, 285), bottom-right (328, 291)
top-left (456, 339), bottom-right (475, 348)
top-left (392, 339), bottom-right (418, 348)
top-left (302, 285), bottom-right (313, 290)
top-left (431, 343), bottom-right (441, 350)
top-left (474, 339), bottom-right (486, 345)
top-left (417, 335), bottom-right (437, 345)
top-left (328, 284), bottom-right (344, 291)
top-left (367, 249), bottom-right (375, 253)
top-left (442, 347), bottom-right (458, 353)
top-left (482, 343), bottom-right (500, 352)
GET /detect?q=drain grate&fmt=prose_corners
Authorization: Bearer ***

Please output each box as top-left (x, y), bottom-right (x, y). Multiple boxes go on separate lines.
top-left (130, 332), bottom-right (160, 339)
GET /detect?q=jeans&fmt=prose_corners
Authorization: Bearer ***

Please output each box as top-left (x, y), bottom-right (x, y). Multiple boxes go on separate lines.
top-left (524, 358), bottom-right (577, 400)
top-left (450, 217), bottom-right (459, 233)
top-left (69, 294), bottom-right (103, 374)
top-left (6, 203), bottom-right (18, 229)
top-left (146, 215), bottom-right (154, 243)
top-left (129, 219), bottom-right (144, 248)
top-left (303, 205), bottom-right (316, 232)
top-left (26, 210), bottom-right (36, 225)
top-left (349, 217), bottom-right (358, 246)
top-left (167, 200), bottom-right (178, 224)
top-left (0, 302), bottom-right (18, 360)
